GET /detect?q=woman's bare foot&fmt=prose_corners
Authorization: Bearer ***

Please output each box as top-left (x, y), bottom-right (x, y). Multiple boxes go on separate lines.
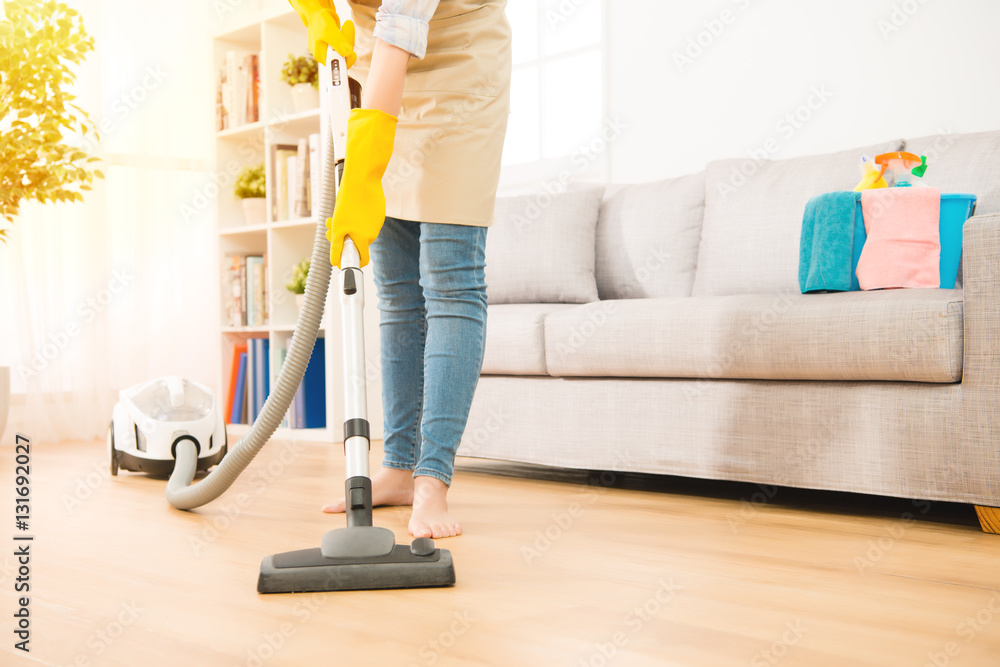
top-left (409, 476), bottom-right (462, 539)
top-left (321, 467), bottom-right (414, 513)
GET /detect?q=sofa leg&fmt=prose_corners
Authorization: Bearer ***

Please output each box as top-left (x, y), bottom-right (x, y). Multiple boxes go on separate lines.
top-left (975, 506), bottom-right (1000, 534)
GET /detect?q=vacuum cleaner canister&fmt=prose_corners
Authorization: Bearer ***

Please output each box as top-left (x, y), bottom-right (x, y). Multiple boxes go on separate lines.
top-left (109, 376), bottom-right (227, 477)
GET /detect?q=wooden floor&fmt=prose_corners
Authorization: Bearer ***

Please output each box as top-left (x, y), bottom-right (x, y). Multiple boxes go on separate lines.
top-left (2, 437), bottom-right (1000, 667)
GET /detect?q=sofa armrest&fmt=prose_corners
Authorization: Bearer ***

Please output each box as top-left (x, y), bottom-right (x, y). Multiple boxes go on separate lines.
top-left (962, 212), bottom-right (1000, 390)
top-left (961, 213), bottom-right (1000, 506)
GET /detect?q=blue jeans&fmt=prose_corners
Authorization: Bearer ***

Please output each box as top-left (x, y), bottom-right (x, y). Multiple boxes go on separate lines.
top-left (369, 217), bottom-right (488, 486)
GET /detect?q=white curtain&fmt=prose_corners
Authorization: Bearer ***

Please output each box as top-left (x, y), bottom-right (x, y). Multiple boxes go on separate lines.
top-left (0, 0), bottom-right (222, 442)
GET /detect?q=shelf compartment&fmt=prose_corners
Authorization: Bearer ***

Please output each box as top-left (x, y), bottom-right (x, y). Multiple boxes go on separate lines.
top-left (217, 120), bottom-right (265, 140)
top-left (220, 222), bottom-right (269, 236)
top-left (270, 217), bottom-right (318, 231)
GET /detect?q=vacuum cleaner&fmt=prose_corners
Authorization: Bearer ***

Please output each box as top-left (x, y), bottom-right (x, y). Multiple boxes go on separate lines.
top-left (109, 376), bottom-right (227, 477)
top-left (109, 47), bottom-right (455, 593)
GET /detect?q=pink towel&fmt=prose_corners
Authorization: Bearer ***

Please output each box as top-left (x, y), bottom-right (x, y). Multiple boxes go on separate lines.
top-left (857, 187), bottom-right (941, 290)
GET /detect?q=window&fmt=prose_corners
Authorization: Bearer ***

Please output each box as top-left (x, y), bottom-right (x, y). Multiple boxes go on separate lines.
top-left (503, 0), bottom-right (605, 176)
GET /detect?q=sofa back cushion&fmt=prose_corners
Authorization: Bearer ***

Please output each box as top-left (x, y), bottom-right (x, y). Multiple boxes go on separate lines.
top-left (904, 129), bottom-right (1000, 216)
top-left (692, 139), bottom-right (904, 296)
top-left (596, 172), bottom-right (705, 299)
top-left (486, 186), bottom-right (604, 304)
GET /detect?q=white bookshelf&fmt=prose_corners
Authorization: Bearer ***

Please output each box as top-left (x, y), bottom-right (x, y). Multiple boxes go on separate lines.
top-left (212, 5), bottom-right (383, 445)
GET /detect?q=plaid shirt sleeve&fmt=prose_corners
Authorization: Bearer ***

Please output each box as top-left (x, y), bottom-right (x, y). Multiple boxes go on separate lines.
top-left (373, 0), bottom-right (441, 59)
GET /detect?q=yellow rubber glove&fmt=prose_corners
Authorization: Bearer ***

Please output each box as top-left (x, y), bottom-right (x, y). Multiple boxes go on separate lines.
top-left (327, 108), bottom-right (398, 268)
top-left (287, 0), bottom-right (357, 68)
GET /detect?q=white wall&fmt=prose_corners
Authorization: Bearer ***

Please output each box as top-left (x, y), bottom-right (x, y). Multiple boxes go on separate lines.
top-left (605, 0), bottom-right (1000, 183)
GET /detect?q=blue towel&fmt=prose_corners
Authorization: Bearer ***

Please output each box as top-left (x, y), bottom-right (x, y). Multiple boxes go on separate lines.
top-left (799, 191), bottom-right (861, 293)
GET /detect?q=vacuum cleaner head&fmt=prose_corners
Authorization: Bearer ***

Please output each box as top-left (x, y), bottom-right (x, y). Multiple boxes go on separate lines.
top-left (258, 528), bottom-right (455, 593)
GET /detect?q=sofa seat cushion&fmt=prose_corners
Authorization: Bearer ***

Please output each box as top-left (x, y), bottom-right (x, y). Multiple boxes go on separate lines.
top-left (483, 303), bottom-right (578, 375)
top-left (544, 289), bottom-right (963, 382)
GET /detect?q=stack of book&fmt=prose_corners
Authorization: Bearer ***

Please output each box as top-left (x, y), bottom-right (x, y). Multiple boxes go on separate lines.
top-left (218, 50), bottom-right (259, 130)
top-left (271, 133), bottom-right (320, 221)
top-left (225, 337), bottom-right (326, 428)
top-left (283, 337), bottom-right (327, 429)
top-left (222, 254), bottom-right (268, 327)
top-left (225, 338), bottom-right (268, 424)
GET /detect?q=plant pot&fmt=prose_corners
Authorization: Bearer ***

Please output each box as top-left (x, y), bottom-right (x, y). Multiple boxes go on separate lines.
top-left (295, 294), bottom-right (305, 312)
top-left (291, 83), bottom-right (319, 113)
top-left (0, 365), bottom-right (9, 443)
top-left (242, 197), bottom-right (266, 226)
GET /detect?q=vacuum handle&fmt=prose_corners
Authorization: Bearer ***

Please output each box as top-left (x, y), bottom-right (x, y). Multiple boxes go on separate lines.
top-left (339, 235), bottom-right (371, 492)
top-left (340, 236), bottom-right (361, 270)
top-left (321, 45), bottom-right (361, 272)
top-left (322, 46), bottom-right (352, 168)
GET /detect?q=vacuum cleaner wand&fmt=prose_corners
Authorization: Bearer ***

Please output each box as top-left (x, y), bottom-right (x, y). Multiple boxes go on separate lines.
top-left (257, 48), bottom-right (455, 593)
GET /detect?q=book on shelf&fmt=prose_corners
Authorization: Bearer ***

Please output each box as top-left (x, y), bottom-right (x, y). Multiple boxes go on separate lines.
top-left (235, 337), bottom-right (270, 424)
top-left (250, 337), bottom-right (270, 422)
top-left (245, 257), bottom-right (256, 326)
top-left (256, 255), bottom-right (267, 326)
top-left (226, 343), bottom-right (248, 424)
top-left (244, 337), bottom-right (253, 423)
top-left (219, 50), bottom-right (258, 130)
top-left (282, 334), bottom-right (325, 429)
top-left (287, 155), bottom-right (297, 222)
top-left (270, 143), bottom-right (298, 221)
top-left (295, 137), bottom-right (311, 218)
top-left (271, 139), bottom-right (313, 222)
top-left (222, 255), bottom-right (245, 327)
top-left (245, 255), bottom-right (266, 326)
top-left (223, 254), bottom-right (267, 328)
top-left (245, 53), bottom-right (259, 124)
top-left (216, 68), bottom-right (227, 131)
top-left (228, 336), bottom-right (324, 429)
top-left (302, 337), bottom-right (326, 428)
top-left (262, 254), bottom-right (269, 324)
top-left (231, 350), bottom-right (247, 424)
top-left (309, 133), bottom-right (320, 217)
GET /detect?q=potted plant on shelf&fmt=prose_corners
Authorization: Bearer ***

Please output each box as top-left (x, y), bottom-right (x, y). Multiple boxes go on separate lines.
top-left (234, 163), bottom-right (266, 225)
top-left (281, 53), bottom-right (319, 113)
top-left (285, 258), bottom-right (310, 312)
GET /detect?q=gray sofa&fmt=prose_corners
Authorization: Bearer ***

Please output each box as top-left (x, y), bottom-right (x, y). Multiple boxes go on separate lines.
top-left (459, 129), bottom-right (1000, 532)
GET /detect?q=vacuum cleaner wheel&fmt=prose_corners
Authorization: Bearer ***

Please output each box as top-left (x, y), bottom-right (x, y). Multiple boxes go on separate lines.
top-left (108, 421), bottom-right (119, 476)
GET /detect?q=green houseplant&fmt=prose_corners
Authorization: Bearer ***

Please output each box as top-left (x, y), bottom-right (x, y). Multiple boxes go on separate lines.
top-left (0, 0), bottom-right (103, 241)
top-left (234, 162), bottom-right (266, 225)
top-left (285, 258), bottom-right (309, 311)
top-left (280, 53), bottom-right (319, 113)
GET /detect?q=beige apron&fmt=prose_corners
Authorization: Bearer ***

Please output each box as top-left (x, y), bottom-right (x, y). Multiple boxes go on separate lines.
top-left (347, 0), bottom-right (512, 227)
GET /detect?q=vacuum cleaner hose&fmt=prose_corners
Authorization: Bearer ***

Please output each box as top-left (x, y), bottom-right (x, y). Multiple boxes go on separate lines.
top-left (165, 131), bottom-right (338, 510)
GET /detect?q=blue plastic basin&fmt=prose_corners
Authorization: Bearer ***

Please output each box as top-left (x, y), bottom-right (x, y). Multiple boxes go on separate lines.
top-left (850, 193), bottom-right (978, 290)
